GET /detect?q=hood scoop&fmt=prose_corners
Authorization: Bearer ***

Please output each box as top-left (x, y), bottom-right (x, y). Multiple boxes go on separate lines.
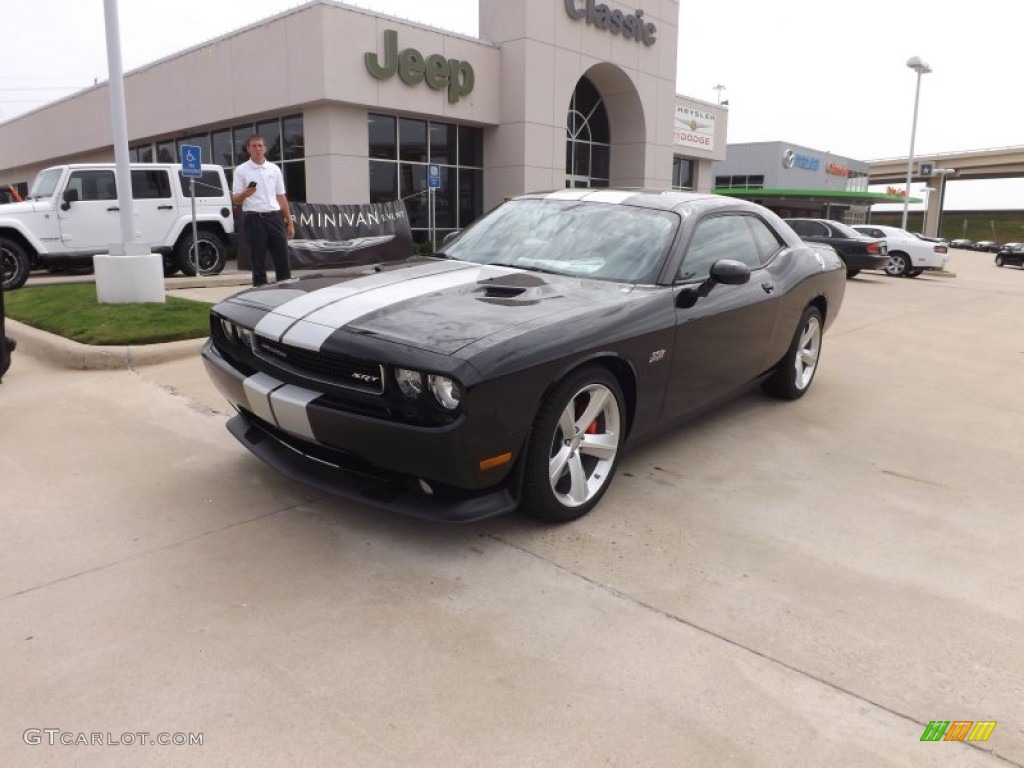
top-left (474, 272), bottom-right (561, 305)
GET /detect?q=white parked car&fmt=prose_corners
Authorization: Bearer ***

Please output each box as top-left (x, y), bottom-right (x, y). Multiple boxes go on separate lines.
top-left (0, 162), bottom-right (235, 290)
top-left (851, 224), bottom-right (949, 277)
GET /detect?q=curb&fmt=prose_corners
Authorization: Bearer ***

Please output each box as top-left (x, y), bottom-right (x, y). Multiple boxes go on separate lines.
top-left (5, 271), bottom-right (252, 370)
top-left (6, 319), bottom-right (205, 370)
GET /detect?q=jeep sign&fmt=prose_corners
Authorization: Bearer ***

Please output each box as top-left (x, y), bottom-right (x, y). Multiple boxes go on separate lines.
top-left (365, 30), bottom-right (474, 104)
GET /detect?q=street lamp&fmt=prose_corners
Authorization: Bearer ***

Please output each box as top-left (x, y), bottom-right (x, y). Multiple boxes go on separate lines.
top-left (713, 84), bottom-right (726, 105)
top-left (901, 56), bottom-right (932, 230)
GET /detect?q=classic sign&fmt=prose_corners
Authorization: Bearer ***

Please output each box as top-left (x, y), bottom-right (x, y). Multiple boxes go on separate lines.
top-left (564, 0), bottom-right (657, 46)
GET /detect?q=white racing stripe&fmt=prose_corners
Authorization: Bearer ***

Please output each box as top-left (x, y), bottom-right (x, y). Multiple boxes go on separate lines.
top-left (544, 189), bottom-right (638, 204)
top-left (241, 372), bottom-right (321, 442)
top-left (254, 260), bottom-right (469, 342)
top-left (279, 264), bottom-right (517, 351)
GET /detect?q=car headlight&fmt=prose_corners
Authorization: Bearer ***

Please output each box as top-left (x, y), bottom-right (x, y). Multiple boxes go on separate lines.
top-left (395, 368), bottom-right (424, 398)
top-left (428, 374), bottom-right (461, 410)
top-left (218, 317), bottom-right (254, 350)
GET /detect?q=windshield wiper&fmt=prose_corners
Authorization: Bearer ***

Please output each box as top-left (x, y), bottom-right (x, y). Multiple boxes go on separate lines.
top-left (488, 261), bottom-right (562, 275)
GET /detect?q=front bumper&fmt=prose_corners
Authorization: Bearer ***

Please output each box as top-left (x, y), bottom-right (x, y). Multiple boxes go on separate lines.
top-left (225, 413), bottom-right (518, 522)
top-left (201, 341), bottom-right (523, 521)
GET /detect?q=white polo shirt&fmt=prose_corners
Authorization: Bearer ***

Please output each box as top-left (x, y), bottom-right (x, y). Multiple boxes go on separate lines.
top-left (232, 159), bottom-right (286, 213)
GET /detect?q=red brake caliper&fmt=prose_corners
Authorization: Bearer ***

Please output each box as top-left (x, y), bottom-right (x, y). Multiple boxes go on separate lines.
top-left (576, 397), bottom-right (599, 434)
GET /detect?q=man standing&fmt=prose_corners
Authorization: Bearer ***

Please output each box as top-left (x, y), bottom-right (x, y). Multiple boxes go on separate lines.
top-left (232, 134), bottom-right (295, 286)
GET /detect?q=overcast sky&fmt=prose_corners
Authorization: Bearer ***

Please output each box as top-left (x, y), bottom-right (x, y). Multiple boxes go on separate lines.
top-left (3, 0), bottom-right (1021, 209)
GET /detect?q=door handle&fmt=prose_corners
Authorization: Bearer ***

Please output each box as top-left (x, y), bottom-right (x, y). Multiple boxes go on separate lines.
top-left (158, 205), bottom-right (173, 210)
top-left (107, 206), bottom-right (119, 212)
top-left (761, 281), bottom-right (776, 294)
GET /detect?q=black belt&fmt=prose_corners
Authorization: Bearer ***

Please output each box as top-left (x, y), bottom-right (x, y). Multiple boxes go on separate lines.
top-left (248, 211), bottom-right (283, 219)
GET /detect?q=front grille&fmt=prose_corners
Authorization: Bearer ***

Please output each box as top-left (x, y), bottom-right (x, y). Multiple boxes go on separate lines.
top-left (253, 337), bottom-right (385, 394)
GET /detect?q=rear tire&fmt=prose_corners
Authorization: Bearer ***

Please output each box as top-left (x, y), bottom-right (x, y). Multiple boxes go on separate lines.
top-left (762, 306), bottom-right (823, 400)
top-left (175, 230), bottom-right (226, 276)
top-left (906, 269), bottom-right (923, 278)
top-left (163, 253), bottom-right (180, 277)
top-left (885, 252), bottom-right (910, 277)
top-left (845, 268), bottom-right (860, 279)
top-left (1, 237), bottom-right (30, 291)
top-left (521, 366), bottom-right (626, 523)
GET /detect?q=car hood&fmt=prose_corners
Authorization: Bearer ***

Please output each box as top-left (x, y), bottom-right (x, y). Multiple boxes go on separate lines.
top-left (0, 199), bottom-right (50, 215)
top-left (226, 259), bottom-right (636, 355)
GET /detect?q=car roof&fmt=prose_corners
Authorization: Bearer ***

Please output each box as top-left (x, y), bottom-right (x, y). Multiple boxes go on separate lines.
top-left (515, 188), bottom-right (758, 215)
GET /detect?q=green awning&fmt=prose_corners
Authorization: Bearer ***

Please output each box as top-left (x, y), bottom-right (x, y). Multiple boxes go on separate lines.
top-left (712, 188), bottom-right (921, 204)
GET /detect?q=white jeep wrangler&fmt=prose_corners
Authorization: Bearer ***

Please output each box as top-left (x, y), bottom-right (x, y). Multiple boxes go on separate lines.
top-left (0, 162), bottom-right (235, 291)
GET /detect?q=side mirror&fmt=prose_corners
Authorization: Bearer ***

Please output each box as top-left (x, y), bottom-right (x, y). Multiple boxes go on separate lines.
top-left (60, 188), bottom-right (79, 211)
top-left (676, 259), bottom-right (751, 308)
top-left (708, 259), bottom-right (751, 285)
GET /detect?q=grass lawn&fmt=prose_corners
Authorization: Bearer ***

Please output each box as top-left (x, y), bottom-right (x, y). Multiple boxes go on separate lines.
top-left (4, 283), bottom-right (211, 345)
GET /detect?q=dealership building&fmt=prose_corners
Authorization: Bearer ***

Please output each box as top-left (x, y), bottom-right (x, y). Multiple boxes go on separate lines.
top-left (712, 141), bottom-right (910, 223)
top-left (0, 0), bottom-right (729, 246)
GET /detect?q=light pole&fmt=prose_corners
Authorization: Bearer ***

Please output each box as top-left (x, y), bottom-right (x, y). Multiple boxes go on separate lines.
top-left (901, 56), bottom-right (932, 230)
top-left (713, 84), bottom-right (726, 105)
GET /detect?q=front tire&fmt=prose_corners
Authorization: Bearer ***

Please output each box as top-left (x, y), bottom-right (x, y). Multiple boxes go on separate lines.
top-left (762, 306), bottom-right (823, 400)
top-left (995, 255), bottom-right (1004, 267)
top-left (1, 237), bottom-right (30, 291)
top-left (906, 269), bottom-right (923, 278)
top-left (885, 252), bottom-right (910, 277)
top-left (521, 366), bottom-right (626, 523)
top-left (845, 268), bottom-right (860, 279)
top-left (175, 230), bottom-right (226, 276)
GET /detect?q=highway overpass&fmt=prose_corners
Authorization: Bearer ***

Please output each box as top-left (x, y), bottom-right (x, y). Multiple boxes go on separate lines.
top-left (868, 146), bottom-right (1024, 235)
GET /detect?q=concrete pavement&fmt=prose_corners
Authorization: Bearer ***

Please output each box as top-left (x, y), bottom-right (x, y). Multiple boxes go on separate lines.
top-left (1, 250), bottom-right (1022, 766)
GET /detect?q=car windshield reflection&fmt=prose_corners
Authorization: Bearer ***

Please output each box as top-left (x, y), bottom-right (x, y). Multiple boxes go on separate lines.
top-left (443, 199), bottom-right (679, 282)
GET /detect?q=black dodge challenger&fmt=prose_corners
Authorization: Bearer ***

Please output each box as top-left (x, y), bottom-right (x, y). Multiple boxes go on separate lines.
top-left (202, 190), bottom-right (846, 523)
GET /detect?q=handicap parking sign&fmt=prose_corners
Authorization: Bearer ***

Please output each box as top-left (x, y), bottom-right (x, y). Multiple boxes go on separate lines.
top-left (181, 145), bottom-right (202, 178)
top-left (427, 163), bottom-right (441, 189)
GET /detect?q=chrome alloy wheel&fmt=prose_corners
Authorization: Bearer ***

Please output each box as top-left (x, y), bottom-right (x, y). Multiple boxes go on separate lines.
top-left (793, 314), bottom-right (822, 391)
top-left (885, 252), bottom-right (909, 276)
top-left (547, 382), bottom-right (622, 508)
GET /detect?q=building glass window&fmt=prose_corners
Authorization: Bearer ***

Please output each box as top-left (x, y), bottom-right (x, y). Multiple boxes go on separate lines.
top-left (369, 114), bottom-right (397, 160)
top-left (282, 115), bottom-right (304, 161)
top-left (256, 120), bottom-right (282, 161)
top-left (399, 118), bottom-right (428, 163)
top-left (672, 157), bottom-right (693, 190)
top-left (715, 175), bottom-right (764, 190)
top-left (368, 113), bottom-right (484, 247)
top-left (156, 141), bottom-right (176, 163)
top-left (565, 76), bottom-right (610, 188)
top-left (130, 115), bottom-right (306, 202)
top-left (211, 130), bottom-right (233, 167)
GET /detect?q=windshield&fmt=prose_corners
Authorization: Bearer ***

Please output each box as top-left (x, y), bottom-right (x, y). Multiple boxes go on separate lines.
top-left (28, 168), bottom-right (63, 200)
top-left (442, 199), bottom-right (679, 282)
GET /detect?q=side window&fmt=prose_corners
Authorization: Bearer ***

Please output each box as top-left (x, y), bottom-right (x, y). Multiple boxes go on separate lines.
top-left (745, 217), bottom-right (784, 264)
top-left (130, 170), bottom-right (171, 199)
top-left (678, 215), bottom-right (760, 281)
top-left (177, 170), bottom-right (226, 198)
top-left (68, 170), bottom-right (117, 201)
top-left (788, 220), bottom-right (812, 237)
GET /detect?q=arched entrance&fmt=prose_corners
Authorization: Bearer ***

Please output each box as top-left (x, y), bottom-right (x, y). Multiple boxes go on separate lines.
top-left (566, 77), bottom-right (610, 188)
top-left (565, 66), bottom-right (647, 189)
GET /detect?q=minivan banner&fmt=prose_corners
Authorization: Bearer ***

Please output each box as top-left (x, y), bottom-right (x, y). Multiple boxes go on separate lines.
top-left (239, 200), bottom-right (413, 270)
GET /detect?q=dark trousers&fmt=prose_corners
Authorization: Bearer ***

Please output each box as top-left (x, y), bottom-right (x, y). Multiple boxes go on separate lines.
top-left (245, 212), bottom-right (291, 286)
